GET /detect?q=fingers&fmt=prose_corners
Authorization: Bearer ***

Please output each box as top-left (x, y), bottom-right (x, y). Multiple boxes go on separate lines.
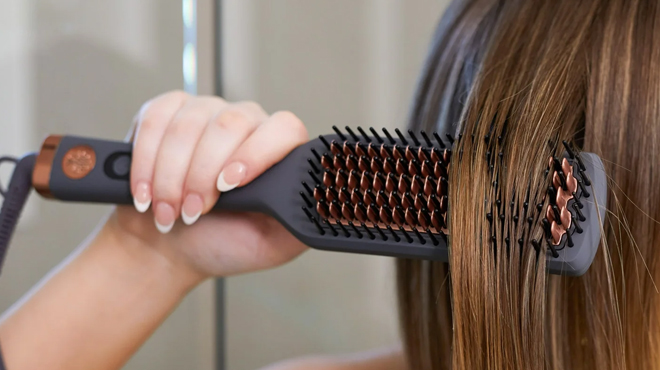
top-left (214, 110), bottom-right (308, 193)
top-left (130, 92), bottom-right (303, 233)
top-left (151, 96), bottom-right (229, 232)
top-left (130, 91), bottom-right (190, 212)
top-left (181, 103), bottom-right (267, 224)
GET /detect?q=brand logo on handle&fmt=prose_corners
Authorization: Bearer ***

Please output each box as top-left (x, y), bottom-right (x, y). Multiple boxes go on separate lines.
top-left (62, 145), bottom-right (96, 180)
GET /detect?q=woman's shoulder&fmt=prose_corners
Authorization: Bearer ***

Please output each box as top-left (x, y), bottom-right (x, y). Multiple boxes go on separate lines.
top-left (260, 346), bottom-right (407, 370)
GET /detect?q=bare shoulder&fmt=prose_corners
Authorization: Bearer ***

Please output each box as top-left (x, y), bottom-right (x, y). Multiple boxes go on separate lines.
top-left (259, 346), bottom-right (407, 370)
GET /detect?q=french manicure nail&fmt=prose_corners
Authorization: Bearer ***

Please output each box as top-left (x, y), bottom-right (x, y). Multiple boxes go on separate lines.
top-left (154, 202), bottom-right (175, 234)
top-left (182, 193), bottom-right (204, 225)
top-left (134, 181), bottom-right (152, 213)
top-left (217, 162), bottom-right (247, 192)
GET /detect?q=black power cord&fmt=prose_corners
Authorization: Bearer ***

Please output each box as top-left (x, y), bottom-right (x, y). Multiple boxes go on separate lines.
top-left (0, 154), bottom-right (36, 275)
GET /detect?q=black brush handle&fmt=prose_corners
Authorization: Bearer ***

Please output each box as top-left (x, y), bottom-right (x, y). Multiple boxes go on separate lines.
top-left (36, 136), bottom-right (265, 213)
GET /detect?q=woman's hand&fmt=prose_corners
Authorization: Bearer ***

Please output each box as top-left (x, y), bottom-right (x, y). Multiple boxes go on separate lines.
top-left (102, 90), bottom-right (309, 284)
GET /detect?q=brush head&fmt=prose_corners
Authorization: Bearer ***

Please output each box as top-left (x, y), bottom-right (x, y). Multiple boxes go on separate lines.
top-left (225, 126), bottom-right (605, 276)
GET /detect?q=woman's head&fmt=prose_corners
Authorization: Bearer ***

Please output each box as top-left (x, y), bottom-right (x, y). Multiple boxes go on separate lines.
top-left (399, 0), bottom-right (660, 369)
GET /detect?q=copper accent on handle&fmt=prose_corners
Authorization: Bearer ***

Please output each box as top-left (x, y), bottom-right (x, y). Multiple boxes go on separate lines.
top-left (32, 135), bottom-right (63, 199)
top-left (62, 145), bottom-right (96, 180)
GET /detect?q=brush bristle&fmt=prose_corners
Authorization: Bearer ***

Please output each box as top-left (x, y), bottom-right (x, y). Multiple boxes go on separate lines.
top-left (302, 126), bottom-right (450, 245)
top-left (301, 126), bottom-right (592, 254)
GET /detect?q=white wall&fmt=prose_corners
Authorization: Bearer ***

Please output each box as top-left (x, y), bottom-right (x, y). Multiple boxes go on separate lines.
top-left (0, 1), bottom-right (214, 369)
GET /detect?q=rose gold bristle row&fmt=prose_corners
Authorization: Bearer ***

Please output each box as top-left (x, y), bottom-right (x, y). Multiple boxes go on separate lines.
top-left (303, 127), bottom-right (453, 244)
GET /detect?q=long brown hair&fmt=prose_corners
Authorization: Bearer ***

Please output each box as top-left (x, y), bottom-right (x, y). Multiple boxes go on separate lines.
top-left (398, 0), bottom-right (660, 369)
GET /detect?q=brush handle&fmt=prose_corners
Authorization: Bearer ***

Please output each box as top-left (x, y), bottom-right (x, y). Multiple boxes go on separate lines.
top-left (32, 135), bottom-right (264, 212)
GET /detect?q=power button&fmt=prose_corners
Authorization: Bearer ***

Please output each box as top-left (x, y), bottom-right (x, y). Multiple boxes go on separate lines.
top-left (104, 152), bottom-right (132, 180)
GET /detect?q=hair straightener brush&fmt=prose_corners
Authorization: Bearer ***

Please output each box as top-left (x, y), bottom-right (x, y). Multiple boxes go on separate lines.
top-left (0, 127), bottom-right (606, 276)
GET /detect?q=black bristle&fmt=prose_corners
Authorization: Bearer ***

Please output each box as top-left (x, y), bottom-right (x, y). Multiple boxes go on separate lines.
top-left (324, 219), bottom-right (339, 236)
top-left (432, 132), bottom-right (447, 148)
top-left (344, 142), bottom-right (357, 156)
top-left (308, 170), bottom-right (321, 184)
top-left (575, 153), bottom-right (587, 171)
top-left (302, 181), bottom-right (314, 196)
top-left (311, 148), bottom-right (322, 162)
top-left (551, 205), bottom-right (562, 225)
top-left (572, 216), bottom-right (583, 233)
top-left (387, 225), bottom-right (401, 242)
top-left (300, 192), bottom-right (313, 207)
top-left (369, 127), bottom-right (384, 143)
top-left (413, 228), bottom-right (426, 244)
top-left (332, 125), bottom-right (347, 141)
top-left (302, 207), bottom-right (314, 220)
top-left (547, 238), bottom-right (559, 258)
top-left (573, 202), bottom-right (586, 222)
top-left (552, 157), bottom-right (563, 172)
top-left (331, 141), bottom-right (342, 154)
top-left (321, 154), bottom-right (334, 169)
top-left (566, 231), bottom-right (574, 247)
top-left (573, 193), bottom-right (584, 209)
top-left (576, 177), bottom-right (590, 198)
top-left (308, 158), bottom-right (320, 173)
top-left (556, 170), bottom-right (569, 191)
top-left (337, 221), bottom-right (351, 237)
top-left (547, 185), bottom-right (557, 204)
top-left (340, 187), bottom-right (351, 202)
top-left (579, 168), bottom-right (592, 186)
top-left (345, 126), bottom-right (360, 142)
top-left (361, 223), bottom-right (375, 239)
top-left (382, 128), bottom-right (397, 144)
top-left (542, 218), bottom-right (552, 238)
top-left (430, 194), bottom-right (442, 210)
top-left (486, 213), bottom-right (493, 224)
top-left (408, 130), bottom-right (421, 146)
top-left (319, 135), bottom-right (331, 150)
top-left (374, 224), bottom-right (388, 240)
top-left (348, 221), bottom-right (363, 238)
top-left (426, 229), bottom-right (439, 245)
top-left (393, 145), bottom-right (406, 159)
top-left (446, 133), bottom-right (455, 144)
top-left (394, 128), bottom-right (409, 145)
top-left (411, 160), bottom-right (423, 175)
top-left (420, 131), bottom-right (433, 146)
top-left (562, 141), bottom-right (576, 159)
top-left (531, 239), bottom-right (541, 253)
top-left (399, 226), bottom-right (413, 243)
top-left (384, 147), bottom-right (396, 161)
top-left (356, 127), bottom-right (372, 143)
top-left (311, 216), bottom-right (325, 235)
top-left (329, 188), bottom-right (340, 201)
top-left (420, 208), bottom-right (432, 224)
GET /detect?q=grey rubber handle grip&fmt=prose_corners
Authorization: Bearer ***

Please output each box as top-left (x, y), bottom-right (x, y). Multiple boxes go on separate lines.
top-left (45, 136), bottom-right (259, 212)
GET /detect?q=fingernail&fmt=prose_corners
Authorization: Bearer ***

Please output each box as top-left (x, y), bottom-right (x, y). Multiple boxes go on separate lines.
top-left (217, 162), bottom-right (247, 192)
top-left (134, 181), bottom-right (152, 213)
top-left (181, 193), bottom-right (204, 225)
top-left (154, 202), bottom-right (175, 234)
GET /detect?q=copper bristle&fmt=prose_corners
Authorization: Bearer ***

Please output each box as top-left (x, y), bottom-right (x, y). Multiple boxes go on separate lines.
top-left (307, 129), bottom-right (453, 242)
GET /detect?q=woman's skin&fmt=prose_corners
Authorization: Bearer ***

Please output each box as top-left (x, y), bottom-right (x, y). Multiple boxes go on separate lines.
top-left (0, 91), bottom-right (406, 370)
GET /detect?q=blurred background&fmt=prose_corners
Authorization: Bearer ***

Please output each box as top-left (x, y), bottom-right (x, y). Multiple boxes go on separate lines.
top-left (0, 0), bottom-right (447, 369)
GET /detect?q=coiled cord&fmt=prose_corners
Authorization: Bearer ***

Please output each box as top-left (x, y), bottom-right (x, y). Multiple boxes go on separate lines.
top-left (0, 154), bottom-right (36, 275)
